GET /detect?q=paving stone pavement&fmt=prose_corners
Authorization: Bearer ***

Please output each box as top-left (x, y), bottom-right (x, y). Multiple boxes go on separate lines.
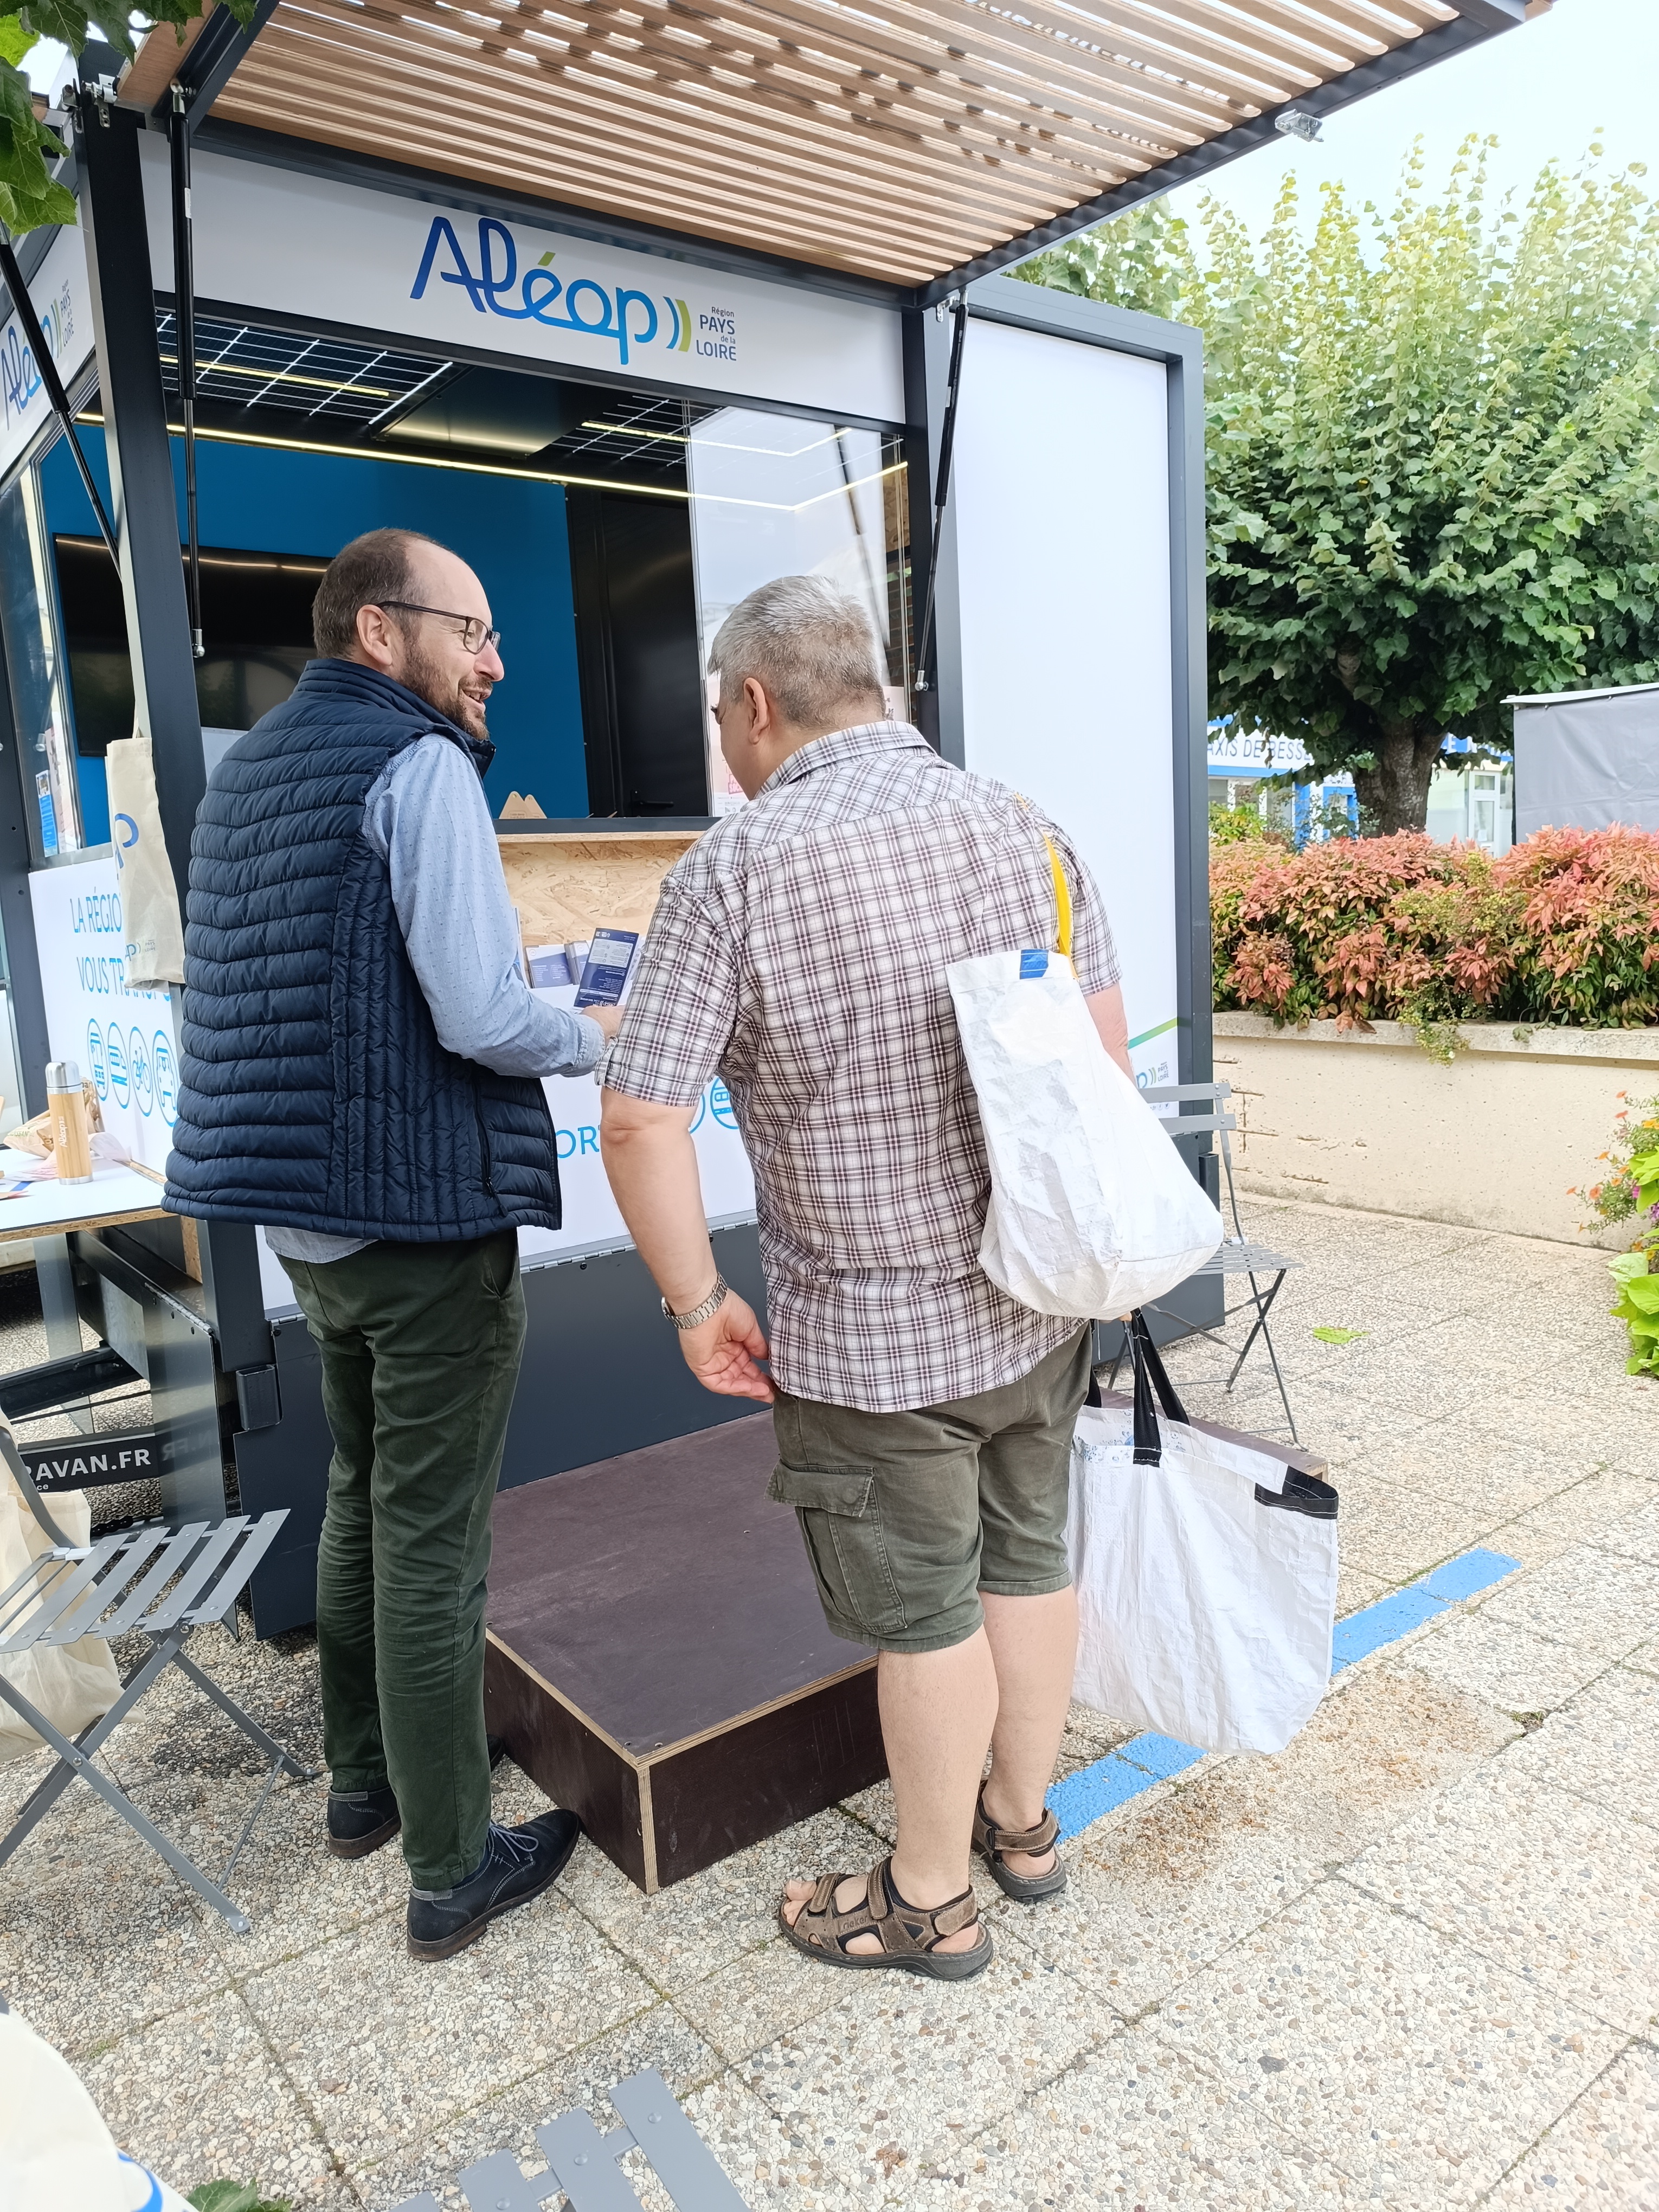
top-left (2, 1198), bottom-right (1656, 2210)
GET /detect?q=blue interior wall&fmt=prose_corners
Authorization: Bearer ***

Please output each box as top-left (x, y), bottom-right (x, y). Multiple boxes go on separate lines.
top-left (76, 751), bottom-right (111, 845)
top-left (41, 429), bottom-right (588, 823)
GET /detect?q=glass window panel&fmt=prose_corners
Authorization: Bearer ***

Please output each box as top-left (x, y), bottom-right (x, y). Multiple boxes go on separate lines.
top-left (0, 460), bottom-right (84, 858)
top-left (686, 411), bottom-right (910, 814)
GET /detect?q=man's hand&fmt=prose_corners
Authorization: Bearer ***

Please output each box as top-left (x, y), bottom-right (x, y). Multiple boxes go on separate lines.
top-left (582, 1002), bottom-right (624, 1041)
top-left (600, 1086), bottom-right (774, 1401)
top-left (676, 1289), bottom-right (775, 1401)
top-left (1085, 982), bottom-right (1134, 1082)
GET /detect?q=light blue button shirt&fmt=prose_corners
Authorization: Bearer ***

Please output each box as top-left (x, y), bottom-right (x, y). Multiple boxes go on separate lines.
top-left (265, 735), bottom-right (601, 1266)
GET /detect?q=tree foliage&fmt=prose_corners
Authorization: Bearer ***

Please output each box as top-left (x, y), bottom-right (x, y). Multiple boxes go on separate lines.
top-left (1017, 144), bottom-right (1659, 832)
top-left (1, 0), bottom-right (254, 236)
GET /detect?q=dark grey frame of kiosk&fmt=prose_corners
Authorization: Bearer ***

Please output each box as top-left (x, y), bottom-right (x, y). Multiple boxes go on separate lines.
top-left (0, 95), bottom-right (1214, 1643)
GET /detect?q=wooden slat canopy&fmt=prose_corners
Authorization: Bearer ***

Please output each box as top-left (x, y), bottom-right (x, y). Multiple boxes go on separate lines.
top-left (200, 0), bottom-right (1469, 288)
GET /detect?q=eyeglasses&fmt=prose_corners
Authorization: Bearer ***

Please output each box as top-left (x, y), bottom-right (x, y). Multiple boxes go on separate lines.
top-left (379, 602), bottom-right (502, 655)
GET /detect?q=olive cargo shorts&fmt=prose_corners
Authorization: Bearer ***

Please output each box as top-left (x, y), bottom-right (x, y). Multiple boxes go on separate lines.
top-left (769, 1327), bottom-right (1092, 1654)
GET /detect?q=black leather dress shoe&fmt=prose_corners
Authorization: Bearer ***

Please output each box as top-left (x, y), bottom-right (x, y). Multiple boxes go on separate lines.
top-left (406, 1810), bottom-right (582, 1959)
top-left (326, 1783), bottom-right (401, 1860)
top-left (326, 1737), bottom-right (511, 1862)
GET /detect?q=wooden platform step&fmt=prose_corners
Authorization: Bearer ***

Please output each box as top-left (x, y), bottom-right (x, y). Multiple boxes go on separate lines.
top-left (484, 1412), bottom-right (885, 1891)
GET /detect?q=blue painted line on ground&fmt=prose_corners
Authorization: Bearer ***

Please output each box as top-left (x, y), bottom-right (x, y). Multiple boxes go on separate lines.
top-left (1329, 1546), bottom-right (1520, 1671)
top-left (1330, 1585), bottom-right (1445, 1668)
top-left (1047, 1545), bottom-right (1522, 1845)
top-left (1046, 1753), bottom-right (1163, 1838)
top-left (1419, 1547), bottom-right (1522, 1604)
top-left (1117, 1732), bottom-right (1207, 1782)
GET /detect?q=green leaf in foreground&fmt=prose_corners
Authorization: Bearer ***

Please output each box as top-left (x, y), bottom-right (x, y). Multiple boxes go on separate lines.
top-left (1311, 1326), bottom-right (1368, 1346)
top-left (0, 55), bottom-right (73, 234)
top-left (186, 2183), bottom-right (293, 2212)
top-left (0, 0), bottom-right (256, 234)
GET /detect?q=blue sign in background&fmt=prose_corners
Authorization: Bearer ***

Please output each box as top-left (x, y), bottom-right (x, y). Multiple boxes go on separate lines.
top-left (85, 1021), bottom-right (107, 1101)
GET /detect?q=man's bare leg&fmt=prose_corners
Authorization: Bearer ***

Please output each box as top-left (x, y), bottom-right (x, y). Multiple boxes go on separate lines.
top-left (979, 1586), bottom-right (1077, 1878)
top-left (783, 1629), bottom-right (998, 1955)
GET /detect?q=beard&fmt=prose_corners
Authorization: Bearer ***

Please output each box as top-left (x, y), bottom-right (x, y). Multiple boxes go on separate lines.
top-left (401, 638), bottom-right (491, 741)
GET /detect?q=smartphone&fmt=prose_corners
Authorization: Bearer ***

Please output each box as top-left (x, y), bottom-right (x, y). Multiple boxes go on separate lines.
top-left (574, 928), bottom-right (640, 1007)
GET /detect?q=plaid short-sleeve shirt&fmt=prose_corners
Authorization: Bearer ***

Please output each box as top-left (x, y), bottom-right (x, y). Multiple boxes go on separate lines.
top-left (604, 723), bottom-right (1121, 1412)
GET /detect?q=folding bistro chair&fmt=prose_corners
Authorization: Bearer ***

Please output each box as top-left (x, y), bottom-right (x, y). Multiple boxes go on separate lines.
top-left (1104, 1081), bottom-right (1303, 1441)
top-left (394, 2067), bottom-right (751, 2212)
top-left (0, 1436), bottom-right (317, 1935)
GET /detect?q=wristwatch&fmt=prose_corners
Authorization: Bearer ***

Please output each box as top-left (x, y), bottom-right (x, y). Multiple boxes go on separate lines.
top-left (662, 1274), bottom-right (729, 1330)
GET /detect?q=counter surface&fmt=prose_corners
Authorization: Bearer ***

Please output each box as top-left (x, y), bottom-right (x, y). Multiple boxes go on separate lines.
top-left (0, 1152), bottom-right (171, 1245)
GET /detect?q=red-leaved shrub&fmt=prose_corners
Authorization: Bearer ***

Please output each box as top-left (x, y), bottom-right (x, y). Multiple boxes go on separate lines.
top-left (1212, 827), bottom-right (1659, 1038)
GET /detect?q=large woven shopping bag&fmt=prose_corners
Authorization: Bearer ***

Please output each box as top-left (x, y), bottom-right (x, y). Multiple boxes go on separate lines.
top-left (1068, 1315), bottom-right (1340, 1755)
top-left (946, 832), bottom-right (1221, 1319)
top-left (0, 1419), bottom-right (120, 1766)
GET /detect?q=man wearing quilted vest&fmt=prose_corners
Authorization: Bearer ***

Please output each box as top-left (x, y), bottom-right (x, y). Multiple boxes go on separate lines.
top-left (165, 530), bottom-right (616, 1959)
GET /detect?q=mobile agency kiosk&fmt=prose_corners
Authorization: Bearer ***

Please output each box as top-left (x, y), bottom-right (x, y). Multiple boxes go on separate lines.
top-left (0, 1), bottom-right (1527, 1885)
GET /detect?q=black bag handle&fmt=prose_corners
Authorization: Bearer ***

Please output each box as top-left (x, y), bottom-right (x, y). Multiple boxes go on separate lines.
top-left (1128, 1310), bottom-right (1191, 1465)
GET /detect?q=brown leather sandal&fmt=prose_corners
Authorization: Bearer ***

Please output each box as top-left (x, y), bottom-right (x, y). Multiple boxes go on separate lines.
top-left (973, 1789), bottom-right (1067, 1904)
top-left (780, 1855), bottom-right (994, 1981)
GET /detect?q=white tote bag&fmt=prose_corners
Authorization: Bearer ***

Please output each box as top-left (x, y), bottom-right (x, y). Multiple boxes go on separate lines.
top-left (1068, 1315), bottom-right (1339, 1756)
top-left (947, 836), bottom-right (1221, 1319)
top-left (105, 723), bottom-right (185, 989)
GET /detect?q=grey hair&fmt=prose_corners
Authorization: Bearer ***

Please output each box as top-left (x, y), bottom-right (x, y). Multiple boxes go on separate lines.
top-left (708, 575), bottom-right (885, 726)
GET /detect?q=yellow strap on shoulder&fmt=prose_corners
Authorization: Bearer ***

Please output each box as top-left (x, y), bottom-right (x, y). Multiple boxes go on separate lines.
top-left (1045, 837), bottom-right (1073, 962)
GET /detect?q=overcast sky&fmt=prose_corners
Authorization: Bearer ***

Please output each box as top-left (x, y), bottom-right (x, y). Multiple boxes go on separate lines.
top-left (1159, 0), bottom-right (1658, 237)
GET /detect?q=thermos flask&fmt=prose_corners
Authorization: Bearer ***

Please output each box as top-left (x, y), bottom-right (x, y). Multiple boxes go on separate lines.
top-left (44, 1060), bottom-right (93, 1184)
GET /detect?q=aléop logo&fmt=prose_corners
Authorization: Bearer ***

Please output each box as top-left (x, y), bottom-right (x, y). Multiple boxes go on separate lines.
top-left (1, 278), bottom-right (74, 434)
top-left (411, 216), bottom-right (738, 369)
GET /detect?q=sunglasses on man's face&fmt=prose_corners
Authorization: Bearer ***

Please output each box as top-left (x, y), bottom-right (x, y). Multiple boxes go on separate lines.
top-left (379, 602), bottom-right (503, 655)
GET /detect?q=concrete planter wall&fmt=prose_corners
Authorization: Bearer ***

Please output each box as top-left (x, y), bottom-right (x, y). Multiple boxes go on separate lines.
top-left (1212, 1013), bottom-right (1659, 1246)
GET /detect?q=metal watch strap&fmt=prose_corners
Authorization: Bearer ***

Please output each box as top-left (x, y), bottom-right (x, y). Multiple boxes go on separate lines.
top-left (662, 1273), bottom-right (729, 1330)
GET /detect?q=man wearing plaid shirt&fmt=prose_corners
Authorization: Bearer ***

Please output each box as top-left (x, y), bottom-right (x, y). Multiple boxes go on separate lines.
top-left (602, 575), bottom-right (1131, 1981)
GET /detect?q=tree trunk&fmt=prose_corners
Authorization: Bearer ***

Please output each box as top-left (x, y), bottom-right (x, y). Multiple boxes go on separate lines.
top-left (1348, 721), bottom-right (1445, 836)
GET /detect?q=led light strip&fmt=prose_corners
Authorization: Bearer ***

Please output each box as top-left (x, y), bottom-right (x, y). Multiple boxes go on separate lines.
top-left (585, 419), bottom-right (858, 461)
top-left (75, 414), bottom-right (691, 502)
top-left (159, 355), bottom-right (394, 398)
top-left (73, 416), bottom-right (906, 514)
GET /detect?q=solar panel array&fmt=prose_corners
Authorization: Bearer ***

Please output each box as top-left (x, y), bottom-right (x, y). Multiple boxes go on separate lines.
top-left (155, 313), bottom-right (723, 480)
top-left (156, 313), bottom-right (447, 428)
top-left (544, 392), bottom-right (721, 478)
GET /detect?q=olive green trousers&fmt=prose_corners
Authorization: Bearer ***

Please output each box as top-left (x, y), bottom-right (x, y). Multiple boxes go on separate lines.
top-left (280, 1231), bottom-right (525, 1889)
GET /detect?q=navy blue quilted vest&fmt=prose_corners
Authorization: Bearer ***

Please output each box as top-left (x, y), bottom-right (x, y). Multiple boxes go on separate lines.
top-left (164, 659), bottom-right (560, 1242)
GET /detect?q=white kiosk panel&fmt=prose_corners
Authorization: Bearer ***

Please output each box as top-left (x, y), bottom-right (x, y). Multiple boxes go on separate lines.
top-left (948, 319), bottom-right (1178, 1088)
top-left (136, 141), bottom-right (905, 429)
